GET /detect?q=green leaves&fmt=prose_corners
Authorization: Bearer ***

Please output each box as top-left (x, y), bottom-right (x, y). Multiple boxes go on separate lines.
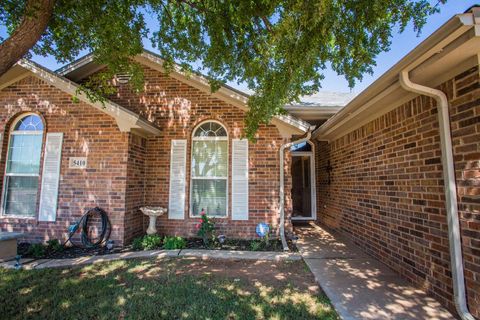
top-left (1, 0), bottom-right (444, 139)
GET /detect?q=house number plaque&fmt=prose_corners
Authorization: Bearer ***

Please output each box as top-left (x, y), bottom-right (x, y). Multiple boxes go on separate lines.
top-left (69, 157), bottom-right (87, 169)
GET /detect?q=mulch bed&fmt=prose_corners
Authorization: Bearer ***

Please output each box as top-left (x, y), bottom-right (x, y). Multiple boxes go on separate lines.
top-left (17, 242), bottom-right (131, 260)
top-left (185, 238), bottom-right (298, 252)
top-left (17, 237), bottom-right (297, 260)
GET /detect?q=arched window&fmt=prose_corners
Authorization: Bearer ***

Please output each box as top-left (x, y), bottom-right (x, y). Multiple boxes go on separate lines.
top-left (191, 121), bottom-right (228, 217)
top-left (2, 114), bottom-right (44, 216)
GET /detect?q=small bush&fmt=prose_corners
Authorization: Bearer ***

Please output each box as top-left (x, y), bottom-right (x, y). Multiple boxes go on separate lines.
top-left (249, 240), bottom-right (262, 251)
top-left (141, 234), bottom-right (162, 250)
top-left (46, 239), bottom-right (63, 252)
top-left (195, 211), bottom-right (215, 247)
top-left (163, 236), bottom-right (186, 250)
top-left (132, 237), bottom-right (143, 251)
top-left (27, 243), bottom-right (46, 258)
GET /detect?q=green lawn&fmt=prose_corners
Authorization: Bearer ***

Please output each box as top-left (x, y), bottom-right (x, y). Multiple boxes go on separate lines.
top-left (0, 258), bottom-right (337, 320)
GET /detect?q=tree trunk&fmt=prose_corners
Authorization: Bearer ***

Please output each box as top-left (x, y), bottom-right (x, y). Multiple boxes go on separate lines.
top-left (0, 0), bottom-right (55, 76)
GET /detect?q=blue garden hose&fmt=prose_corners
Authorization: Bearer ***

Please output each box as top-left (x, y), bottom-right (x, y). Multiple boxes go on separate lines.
top-left (64, 207), bottom-right (112, 248)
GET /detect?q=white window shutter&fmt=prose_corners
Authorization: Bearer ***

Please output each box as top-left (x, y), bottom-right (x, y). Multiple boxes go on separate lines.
top-left (232, 139), bottom-right (249, 220)
top-left (38, 133), bottom-right (63, 222)
top-left (168, 139), bottom-right (187, 219)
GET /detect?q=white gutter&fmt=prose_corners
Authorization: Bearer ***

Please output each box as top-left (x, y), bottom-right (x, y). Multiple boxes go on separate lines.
top-left (399, 71), bottom-right (475, 320)
top-left (279, 130), bottom-right (312, 251)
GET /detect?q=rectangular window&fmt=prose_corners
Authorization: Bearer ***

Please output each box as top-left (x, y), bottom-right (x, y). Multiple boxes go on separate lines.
top-left (4, 176), bottom-right (39, 216)
top-left (191, 179), bottom-right (227, 216)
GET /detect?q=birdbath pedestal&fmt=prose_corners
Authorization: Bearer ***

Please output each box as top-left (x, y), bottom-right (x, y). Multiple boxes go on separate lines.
top-left (140, 207), bottom-right (167, 235)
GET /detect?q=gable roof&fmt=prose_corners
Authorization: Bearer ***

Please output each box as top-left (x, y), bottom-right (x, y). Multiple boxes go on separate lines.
top-left (0, 59), bottom-right (161, 137)
top-left (57, 50), bottom-right (313, 136)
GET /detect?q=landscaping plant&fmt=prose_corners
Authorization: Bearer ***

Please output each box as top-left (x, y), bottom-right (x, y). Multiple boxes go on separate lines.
top-left (249, 226), bottom-right (280, 251)
top-left (46, 239), bottom-right (64, 252)
top-left (27, 243), bottom-right (46, 258)
top-left (163, 236), bottom-right (186, 250)
top-left (196, 210), bottom-right (215, 247)
top-left (131, 237), bottom-right (143, 251)
top-left (249, 240), bottom-right (262, 252)
top-left (140, 234), bottom-right (162, 250)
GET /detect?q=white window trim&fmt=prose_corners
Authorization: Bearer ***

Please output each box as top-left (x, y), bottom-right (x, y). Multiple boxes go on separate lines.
top-left (290, 140), bottom-right (317, 221)
top-left (0, 113), bottom-right (44, 219)
top-left (190, 120), bottom-right (229, 219)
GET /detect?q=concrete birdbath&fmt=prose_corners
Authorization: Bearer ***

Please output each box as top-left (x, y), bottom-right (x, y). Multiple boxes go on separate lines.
top-left (140, 206), bottom-right (167, 235)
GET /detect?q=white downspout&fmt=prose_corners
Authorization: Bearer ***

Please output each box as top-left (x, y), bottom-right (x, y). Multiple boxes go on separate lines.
top-left (279, 130), bottom-right (312, 251)
top-left (399, 70), bottom-right (475, 320)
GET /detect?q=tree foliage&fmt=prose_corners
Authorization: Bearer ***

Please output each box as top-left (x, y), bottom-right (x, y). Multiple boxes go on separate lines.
top-left (0, 0), bottom-right (445, 139)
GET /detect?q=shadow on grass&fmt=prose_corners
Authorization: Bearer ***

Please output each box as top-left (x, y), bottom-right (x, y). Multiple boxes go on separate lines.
top-left (0, 258), bottom-right (337, 320)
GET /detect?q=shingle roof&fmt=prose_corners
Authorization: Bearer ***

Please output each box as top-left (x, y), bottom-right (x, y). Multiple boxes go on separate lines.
top-left (292, 91), bottom-right (356, 107)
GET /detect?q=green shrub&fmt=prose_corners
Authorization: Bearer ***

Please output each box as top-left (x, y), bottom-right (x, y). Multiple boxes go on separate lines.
top-left (132, 237), bottom-right (143, 251)
top-left (196, 212), bottom-right (215, 246)
top-left (27, 243), bottom-right (46, 258)
top-left (46, 239), bottom-right (63, 252)
top-left (249, 240), bottom-right (262, 251)
top-left (163, 236), bottom-right (186, 250)
top-left (141, 234), bottom-right (162, 250)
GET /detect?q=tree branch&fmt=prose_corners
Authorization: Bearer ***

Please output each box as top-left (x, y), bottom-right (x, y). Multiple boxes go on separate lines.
top-left (0, 0), bottom-right (55, 76)
top-left (261, 16), bottom-right (273, 33)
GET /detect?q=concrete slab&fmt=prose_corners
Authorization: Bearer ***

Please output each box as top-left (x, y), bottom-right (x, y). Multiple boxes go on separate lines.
top-left (296, 224), bottom-right (369, 259)
top-left (178, 249), bottom-right (302, 261)
top-left (296, 224), bottom-right (454, 320)
top-left (0, 248), bottom-right (299, 270)
top-left (35, 249), bottom-right (180, 269)
top-left (0, 258), bottom-right (34, 269)
top-left (24, 259), bottom-right (51, 269)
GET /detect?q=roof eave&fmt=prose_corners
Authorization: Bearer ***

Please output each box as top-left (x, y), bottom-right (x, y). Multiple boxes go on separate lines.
top-left (57, 50), bottom-right (311, 136)
top-left (313, 10), bottom-right (478, 141)
top-left (13, 60), bottom-right (161, 137)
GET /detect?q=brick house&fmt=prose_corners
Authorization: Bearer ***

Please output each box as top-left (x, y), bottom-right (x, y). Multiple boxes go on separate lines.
top-left (0, 51), bottom-right (317, 247)
top-left (313, 7), bottom-right (480, 318)
top-left (0, 6), bottom-right (478, 319)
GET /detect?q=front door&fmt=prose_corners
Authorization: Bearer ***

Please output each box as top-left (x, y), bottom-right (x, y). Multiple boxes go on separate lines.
top-left (291, 144), bottom-right (316, 220)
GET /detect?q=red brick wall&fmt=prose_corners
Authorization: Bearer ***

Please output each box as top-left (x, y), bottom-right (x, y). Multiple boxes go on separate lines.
top-left (0, 66), bottom-right (294, 245)
top-left (106, 65), bottom-right (292, 239)
top-left (316, 66), bottom-right (480, 316)
top-left (124, 133), bottom-right (147, 243)
top-left (0, 76), bottom-right (130, 246)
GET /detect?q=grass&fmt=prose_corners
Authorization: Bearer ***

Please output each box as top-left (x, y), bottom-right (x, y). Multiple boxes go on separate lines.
top-left (0, 258), bottom-right (337, 320)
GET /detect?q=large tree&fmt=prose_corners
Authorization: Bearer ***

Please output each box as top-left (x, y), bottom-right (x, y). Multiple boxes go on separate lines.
top-left (1, 0), bottom-right (444, 138)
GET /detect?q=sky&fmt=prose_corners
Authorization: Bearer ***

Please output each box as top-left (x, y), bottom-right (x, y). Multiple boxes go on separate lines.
top-left (319, 0), bottom-right (478, 94)
top-left (1, 1), bottom-right (477, 95)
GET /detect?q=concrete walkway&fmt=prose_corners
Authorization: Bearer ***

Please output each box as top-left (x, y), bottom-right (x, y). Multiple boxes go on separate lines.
top-left (0, 249), bottom-right (301, 270)
top-left (296, 223), bottom-right (455, 320)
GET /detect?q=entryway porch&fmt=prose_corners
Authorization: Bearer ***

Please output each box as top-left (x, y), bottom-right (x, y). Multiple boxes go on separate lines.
top-left (295, 222), bottom-right (454, 320)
